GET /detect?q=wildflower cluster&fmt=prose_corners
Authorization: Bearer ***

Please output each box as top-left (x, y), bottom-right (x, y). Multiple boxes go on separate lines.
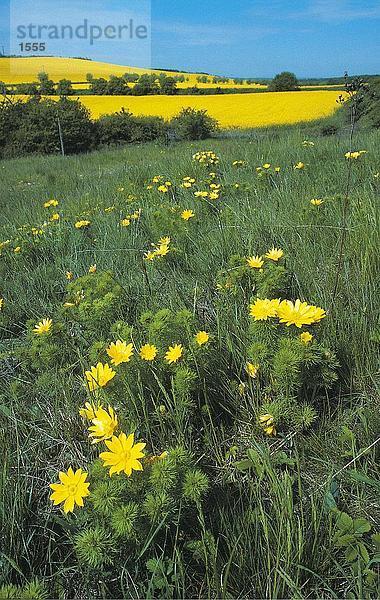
top-left (192, 150), bottom-right (219, 166)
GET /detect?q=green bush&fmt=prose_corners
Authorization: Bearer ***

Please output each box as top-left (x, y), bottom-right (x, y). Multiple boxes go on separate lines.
top-left (269, 71), bottom-right (300, 91)
top-left (97, 109), bottom-right (166, 145)
top-left (170, 107), bottom-right (218, 140)
top-left (0, 97), bottom-right (96, 158)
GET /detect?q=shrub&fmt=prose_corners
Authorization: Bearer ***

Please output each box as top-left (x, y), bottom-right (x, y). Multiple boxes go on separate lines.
top-left (269, 71), bottom-right (299, 92)
top-left (56, 78), bottom-right (74, 96)
top-left (97, 109), bottom-right (166, 145)
top-left (170, 107), bottom-right (218, 140)
top-left (0, 96), bottom-right (96, 158)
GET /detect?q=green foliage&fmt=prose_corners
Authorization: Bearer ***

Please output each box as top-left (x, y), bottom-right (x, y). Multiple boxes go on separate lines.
top-left (0, 96), bottom-right (95, 158)
top-left (170, 107), bottom-right (219, 140)
top-left (269, 71), bottom-right (300, 91)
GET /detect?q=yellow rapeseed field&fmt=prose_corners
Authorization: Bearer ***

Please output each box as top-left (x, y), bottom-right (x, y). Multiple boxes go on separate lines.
top-left (76, 91), bottom-right (345, 127)
top-left (0, 56), bottom-right (265, 88)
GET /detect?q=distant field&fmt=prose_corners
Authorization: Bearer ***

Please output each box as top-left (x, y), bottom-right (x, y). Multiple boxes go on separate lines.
top-left (0, 56), bottom-right (265, 88)
top-left (6, 90), bottom-right (343, 127)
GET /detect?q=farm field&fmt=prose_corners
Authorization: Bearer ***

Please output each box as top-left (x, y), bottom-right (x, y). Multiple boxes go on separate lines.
top-left (0, 56), bottom-right (265, 88)
top-left (7, 89), bottom-right (347, 127)
top-left (0, 125), bottom-right (379, 598)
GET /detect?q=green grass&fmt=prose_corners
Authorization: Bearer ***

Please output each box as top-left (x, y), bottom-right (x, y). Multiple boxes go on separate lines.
top-left (0, 125), bottom-right (379, 598)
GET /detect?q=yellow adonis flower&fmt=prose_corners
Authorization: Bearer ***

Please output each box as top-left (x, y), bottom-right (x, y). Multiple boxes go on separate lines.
top-left (33, 318), bottom-right (53, 335)
top-left (88, 264), bottom-right (97, 273)
top-left (181, 209), bottom-right (195, 221)
top-left (44, 199), bottom-right (59, 208)
top-left (0, 298), bottom-right (4, 311)
top-left (194, 191), bottom-right (209, 198)
top-left (294, 162), bottom-right (305, 170)
top-left (139, 344), bottom-right (158, 361)
top-left (345, 150), bottom-right (367, 160)
top-left (300, 331), bottom-right (313, 344)
top-left (106, 340), bottom-right (134, 366)
top-left (265, 247), bottom-right (284, 261)
top-left (155, 244), bottom-right (169, 257)
top-left (277, 299), bottom-right (326, 328)
top-left (247, 255), bottom-right (264, 269)
top-left (88, 405), bottom-right (118, 443)
top-left (50, 467), bottom-right (90, 514)
top-left (79, 401), bottom-right (99, 420)
top-left (259, 414), bottom-right (276, 436)
top-left (209, 192), bottom-right (220, 200)
top-left (14, 246), bottom-right (21, 254)
top-left (66, 271), bottom-right (73, 280)
top-left (75, 220), bottom-right (90, 229)
top-left (249, 298), bottom-right (280, 321)
top-left (157, 185), bottom-right (169, 193)
top-left (121, 218), bottom-right (131, 227)
top-left (262, 163), bottom-right (271, 169)
top-left (85, 362), bottom-right (116, 392)
top-left (310, 198), bottom-right (324, 206)
top-left (165, 344), bottom-right (183, 365)
top-left (246, 362), bottom-right (259, 378)
top-left (50, 213), bottom-right (60, 221)
top-left (195, 331), bottom-right (209, 346)
top-left (99, 432), bottom-right (146, 476)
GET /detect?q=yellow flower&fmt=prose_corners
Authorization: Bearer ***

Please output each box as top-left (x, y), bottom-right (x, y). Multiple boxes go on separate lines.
top-left (155, 244), bottom-right (169, 257)
top-left (88, 264), bottom-right (97, 273)
top-left (0, 298), bottom-right (4, 310)
top-left (85, 362), bottom-right (116, 392)
top-left (181, 209), bottom-right (195, 221)
top-left (157, 185), bottom-right (168, 193)
top-left (75, 220), bottom-right (90, 229)
top-left (104, 206), bottom-right (115, 213)
top-left (158, 236), bottom-right (171, 245)
top-left (139, 344), bottom-right (158, 361)
top-left (165, 344), bottom-right (183, 365)
top-left (144, 251), bottom-right (157, 261)
top-left (88, 405), bottom-right (118, 443)
top-left (195, 331), bottom-right (209, 346)
top-left (79, 401), bottom-right (99, 420)
top-left (33, 318), bottom-right (53, 335)
top-left (263, 163), bottom-right (271, 169)
top-left (294, 162), bottom-right (305, 170)
top-left (249, 298), bottom-right (280, 321)
top-left (277, 299), bottom-right (326, 328)
top-left (99, 432), bottom-right (146, 476)
top-left (259, 414), bottom-right (276, 436)
top-left (194, 191), bottom-right (209, 198)
top-left (44, 199), bottom-right (59, 208)
top-left (209, 192), bottom-right (219, 200)
top-left (247, 255), bottom-right (264, 269)
top-left (345, 150), bottom-right (367, 160)
top-left (300, 331), bottom-right (313, 344)
top-left (275, 166), bottom-right (281, 172)
top-left (310, 198), bottom-right (324, 206)
top-left (152, 176), bottom-right (162, 183)
top-left (50, 467), bottom-right (90, 513)
top-left (121, 218), bottom-right (131, 227)
top-left (14, 246), bottom-right (21, 254)
top-left (106, 340), bottom-right (134, 366)
top-left (66, 271), bottom-right (73, 280)
top-left (265, 247), bottom-right (284, 261)
top-left (246, 362), bottom-right (259, 378)
top-left (50, 213), bottom-right (60, 221)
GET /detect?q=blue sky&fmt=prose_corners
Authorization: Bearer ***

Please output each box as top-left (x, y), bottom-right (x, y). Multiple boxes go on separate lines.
top-left (0, 0), bottom-right (379, 77)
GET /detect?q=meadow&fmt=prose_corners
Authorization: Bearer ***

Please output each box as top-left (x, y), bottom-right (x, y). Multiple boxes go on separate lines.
top-left (0, 119), bottom-right (379, 598)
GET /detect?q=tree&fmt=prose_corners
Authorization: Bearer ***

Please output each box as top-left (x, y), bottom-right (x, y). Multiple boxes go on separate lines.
top-left (56, 79), bottom-right (74, 96)
top-left (107, 75), bottom-right (128, 95)
top-left (159, 75), bottom-right (178, 95)
top-left (89, 78), bottom-right (108, 95)
top-left (37, 72), bottom-right (55, 95)
top-left (269, 72), bottom-right (299, 92)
